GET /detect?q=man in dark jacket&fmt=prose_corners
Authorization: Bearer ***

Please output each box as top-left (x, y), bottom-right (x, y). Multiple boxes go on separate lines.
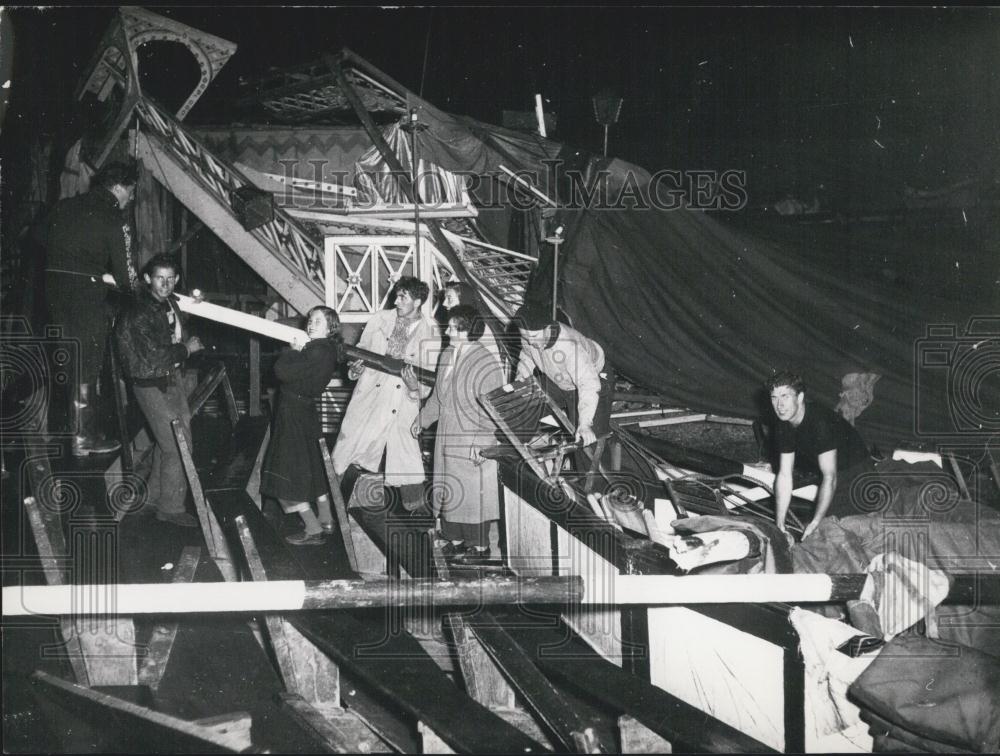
top-left (116, 254), bottom-right (203, 527)
top-left (40, 161), bottom-right (139, 455)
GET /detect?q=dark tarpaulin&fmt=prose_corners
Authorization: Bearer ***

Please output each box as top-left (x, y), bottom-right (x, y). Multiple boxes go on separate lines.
top-left (352, 60), bottom-right (996, 446)
top-left (405, 92), bottom-right (560, 180)
top-left (547, 202), bottom-right (998, 447)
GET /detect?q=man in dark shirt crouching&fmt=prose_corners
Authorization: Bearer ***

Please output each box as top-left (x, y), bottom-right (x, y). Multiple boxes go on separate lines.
top-left (767, 371), bottom-right (875, 540)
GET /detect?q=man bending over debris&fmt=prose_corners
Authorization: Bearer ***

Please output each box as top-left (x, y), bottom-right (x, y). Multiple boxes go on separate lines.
top-left (116, 253), bottom-right (203, 528)
top-left (513, 302), bottom-right (615, 448)
top-left (767, 371), bottom-right (875, 540)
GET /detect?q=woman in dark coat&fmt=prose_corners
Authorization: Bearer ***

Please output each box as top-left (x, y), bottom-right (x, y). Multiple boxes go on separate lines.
top-left (261, 306), bottom-right (343, 545)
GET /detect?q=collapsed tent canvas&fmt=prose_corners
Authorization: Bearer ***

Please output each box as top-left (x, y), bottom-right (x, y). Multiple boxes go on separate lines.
top-left (539, 199), bottom-right (998, 447)
top-left (192, 48), bottom-right (995, 448)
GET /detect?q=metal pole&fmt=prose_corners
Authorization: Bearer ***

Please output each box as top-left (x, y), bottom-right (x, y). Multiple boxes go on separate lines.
top-left (408, 109), bottom-right (421, 261)
top-left (552, 242), bottom-right (559, 321)
top-left (546, 231), bottom-right (564, 322)
top-left (603, 124), bottom-right (609, 157)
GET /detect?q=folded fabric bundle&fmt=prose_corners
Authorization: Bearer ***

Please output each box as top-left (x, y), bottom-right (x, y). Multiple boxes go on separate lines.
top-left (848, 633), bottom-right (1000, 752)
top-left (859, 710), bottom-right (970, 754)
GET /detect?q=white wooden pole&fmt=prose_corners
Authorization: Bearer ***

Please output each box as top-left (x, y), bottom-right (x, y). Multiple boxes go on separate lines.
top-left (16, 571), bottom-right (989, 617)
top-left (174, 293), bottom-right (306, 343)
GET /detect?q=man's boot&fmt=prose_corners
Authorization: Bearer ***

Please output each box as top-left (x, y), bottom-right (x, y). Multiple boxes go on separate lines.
top-left (72, 383), bottom-right (121, 457)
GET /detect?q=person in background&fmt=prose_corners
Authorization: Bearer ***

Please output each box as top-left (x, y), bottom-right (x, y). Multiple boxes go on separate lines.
top-left (767, 371), bottom-right (875, 540)
top-left (40, 161), bottom-right (139, 455)
top-left (410, 305), bottom-right (504, 564)
top-left (440, 280), bottom-right (477, 315)
top-left (261, 307), bottom-right (343, 546)
top-left (440, 279), bottom-right (505, 366)
top-left (115, 254), bottom-right (202, 528)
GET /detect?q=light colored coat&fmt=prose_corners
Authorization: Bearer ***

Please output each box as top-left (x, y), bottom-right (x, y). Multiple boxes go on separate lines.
top-left (515, 323), bottom-right (605, 428)
top-left (333, 309), bottom-right (441, 485)
top-left (420, 341), bottom-right (504, 523)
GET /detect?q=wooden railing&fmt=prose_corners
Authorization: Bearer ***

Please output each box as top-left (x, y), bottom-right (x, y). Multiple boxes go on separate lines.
top-left (136, 97), bottom-right (326, 299)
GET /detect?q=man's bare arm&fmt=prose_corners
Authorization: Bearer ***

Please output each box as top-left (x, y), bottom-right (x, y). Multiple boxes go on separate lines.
top-left (803, 449), bottom-right (838, 539)
top-left (774, 452), bottom-right (796, 532)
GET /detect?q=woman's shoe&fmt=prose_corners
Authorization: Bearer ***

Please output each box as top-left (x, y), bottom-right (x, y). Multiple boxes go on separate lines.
top-left (441, 541), bottom-right (468, 558)
top-left (285, 530), bottom-right (328, 546)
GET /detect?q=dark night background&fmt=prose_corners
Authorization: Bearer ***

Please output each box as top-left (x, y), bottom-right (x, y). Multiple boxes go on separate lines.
top-left (3, 4), bottom-right (999, 214)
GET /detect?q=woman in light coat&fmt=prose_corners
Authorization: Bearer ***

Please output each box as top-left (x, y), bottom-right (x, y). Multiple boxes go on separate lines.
top-left (409, 305), bottom-right (504, 564)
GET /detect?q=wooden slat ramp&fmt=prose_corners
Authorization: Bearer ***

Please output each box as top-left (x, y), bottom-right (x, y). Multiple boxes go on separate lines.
top-left (203, 417), bottom-right (546, 754)
top-left (495, 616), bottom-right (777, 754)
top-left (209, 491), bottom-right (545, 754)
top-left (344, 480), bottom-right (623, 753)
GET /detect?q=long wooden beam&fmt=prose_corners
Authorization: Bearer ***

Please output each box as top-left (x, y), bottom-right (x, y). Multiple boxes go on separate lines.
top-left (7, 572), bottom-right (997, 617)
top-left (4, 576), bottom-right (582, 617)
top-left (31, 671), bottom-right (252, 753)
top-left (174, 293), bottom-right (306, 343)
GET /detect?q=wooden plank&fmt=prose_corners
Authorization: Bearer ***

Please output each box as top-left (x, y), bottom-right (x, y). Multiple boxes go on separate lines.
top-left (619, 714), bottom-right (672, 753)
top-left (505, 622), bottom-right (775, 754)
top-left (172, 419), bottom-right (237, 581)
top-left (21, 490), bottom-right (89, 686)
top-left (31, 671), bottom-right (250, 752)
top-left (705, 414), bottom-right (755, 426)
top-left (337, 678), bottom-right (420, 753)
top-left (191, 712), bottom-right (253, 749)
top-left (224, 499), bottom-right (546, 754)
top-left (611, 408), bottom-right (689, 420)
top-left (207, 477), bottom-right (417, 753)
top-left (249, 336), bottom-right (261, 417)
top-left (449, 617), bottom-right (518, 711)
top-left (279, 694), bottom-right (387, 754)
top-left (187, 363), bottom-right (228, 417)
top-left (419, 721), bottom-right (456, 754)
top-left (21, 477), bottom-right (137, 686)
top-left (137, 546), bottom-right (201, 690)
top-left (244, 425), bottom-right (269, 510)
top-left (318, 440), bottom-right (359, 573)
top-left (234, 516), bottom-right (340, 706)
top-left (437, 547), bottom-right (517, 713)
top-left (636, 413), bottom-right (708, 428)
top-left (470, 621), bottom-right (610, 752)
top-left (175, 294), bottom-right (306, 345)
top-left (221, 370), bottom-right (240, 426)
top-left (611, 392), bottom-right (670, 404)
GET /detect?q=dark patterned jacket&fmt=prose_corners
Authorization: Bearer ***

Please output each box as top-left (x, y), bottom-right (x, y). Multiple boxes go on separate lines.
top-left (115, 287), bottom-right (189, 388)
top-left (38, 186), bottom-right (137, 290)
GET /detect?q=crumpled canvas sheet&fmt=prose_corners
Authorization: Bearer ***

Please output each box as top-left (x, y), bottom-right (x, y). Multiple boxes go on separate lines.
top-left (789, 607), bottom-right (879, 751)
top-left (849, 633), bottom-right (1000, 753)
top-left (792, 460), bottom-right (1000, 655)
top-left (859, 552), bottom-right (951, 640)
top-left (670, 513), bottom-right (793, 574)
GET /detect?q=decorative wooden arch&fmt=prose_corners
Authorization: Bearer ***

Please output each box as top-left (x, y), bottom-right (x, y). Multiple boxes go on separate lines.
top-left (76, 7), bottom-right (236, 167)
